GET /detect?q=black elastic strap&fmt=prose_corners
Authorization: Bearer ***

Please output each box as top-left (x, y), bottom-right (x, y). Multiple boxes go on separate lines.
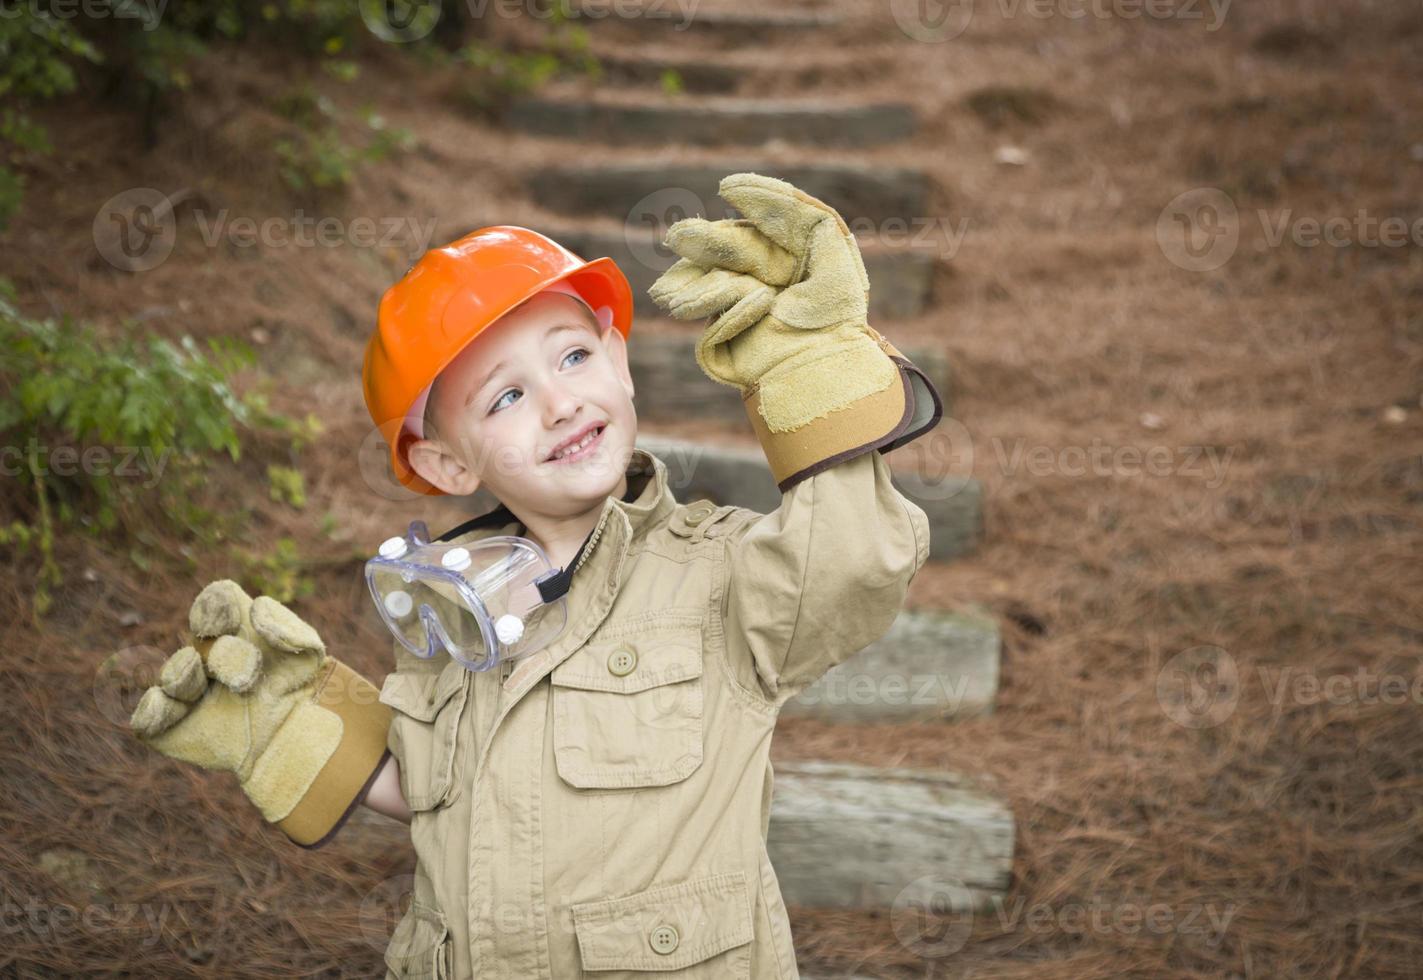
top-left (436, 480), bottom-right (642, 605)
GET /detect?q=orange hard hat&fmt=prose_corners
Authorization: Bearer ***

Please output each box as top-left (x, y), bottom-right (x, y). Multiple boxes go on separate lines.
top-left (363, 225), bottom-right (634, 496)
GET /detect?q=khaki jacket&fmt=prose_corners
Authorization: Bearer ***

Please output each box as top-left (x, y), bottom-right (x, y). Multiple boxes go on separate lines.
top-left (377, 446), bottom-right (930, 978)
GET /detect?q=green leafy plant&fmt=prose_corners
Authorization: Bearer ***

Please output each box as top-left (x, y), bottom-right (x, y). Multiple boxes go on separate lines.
top-left (242, 535), bottom-right (314, 603)
top-left (0, 11), bottom-right (102, 228)
top-left (271, 92), bottom-right (415, 195)
top-left (267, 464), bottom-right (307, 509)
top-left (0, 286), bottom-right (297, 618)
top-left (450, 18), bottom-right (601, 119)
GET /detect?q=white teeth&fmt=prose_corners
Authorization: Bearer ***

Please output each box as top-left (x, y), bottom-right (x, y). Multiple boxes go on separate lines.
top-left (552, 427), bottom-right (600, 460)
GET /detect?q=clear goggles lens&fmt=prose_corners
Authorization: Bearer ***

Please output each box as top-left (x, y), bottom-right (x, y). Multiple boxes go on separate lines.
top-left (365, 523), bottom-right (567, 672)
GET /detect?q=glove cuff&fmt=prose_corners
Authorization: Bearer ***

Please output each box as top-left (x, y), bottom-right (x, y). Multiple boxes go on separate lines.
top-left (745, 335), bottom-right (943, 492)
top-left (267, 658), bottom-right (394, 848)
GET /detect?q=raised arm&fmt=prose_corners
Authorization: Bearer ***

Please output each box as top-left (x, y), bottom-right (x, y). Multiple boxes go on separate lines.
top-left (648, 172), bottom-right (941, 703)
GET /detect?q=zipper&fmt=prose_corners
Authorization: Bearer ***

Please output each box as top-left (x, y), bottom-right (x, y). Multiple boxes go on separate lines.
top-left (570, 505), bottom-right (613, 577)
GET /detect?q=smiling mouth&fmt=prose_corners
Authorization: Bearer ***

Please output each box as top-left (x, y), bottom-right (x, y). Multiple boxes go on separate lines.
top-left (545, 423), bottom-right (606, 464)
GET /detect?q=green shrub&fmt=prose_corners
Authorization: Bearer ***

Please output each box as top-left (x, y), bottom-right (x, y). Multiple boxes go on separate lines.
top-left (0, 285), bottom-right (297, 617)
top-left (0, 12), bottom-right (102, 229)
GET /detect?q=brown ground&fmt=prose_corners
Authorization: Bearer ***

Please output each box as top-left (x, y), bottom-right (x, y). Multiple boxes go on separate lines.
top-left (3, 0), bottom-right (1421, 976)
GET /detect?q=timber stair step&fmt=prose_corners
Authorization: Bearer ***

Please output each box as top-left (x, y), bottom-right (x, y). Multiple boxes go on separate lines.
top-left (504, 95), bottom-right (916, 147)
top-left (637, 434), bottom-right (983, 561)
top-left (544, 226), bottom-right (936, 320)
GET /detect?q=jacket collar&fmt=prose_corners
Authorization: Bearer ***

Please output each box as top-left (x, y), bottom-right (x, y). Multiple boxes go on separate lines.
top-left (443, 446), bottom-right (678, 698)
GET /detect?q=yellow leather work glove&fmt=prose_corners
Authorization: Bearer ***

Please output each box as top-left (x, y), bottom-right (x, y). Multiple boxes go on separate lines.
top-left (129, 580), bottom-right (392, 848)
top-left (648, 171), bottom-right (942, 489)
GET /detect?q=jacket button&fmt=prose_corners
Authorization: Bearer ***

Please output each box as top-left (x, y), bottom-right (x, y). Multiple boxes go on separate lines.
top-left (685, 501), bottom-right (715, 525)
top-left (649, 924), bottom-right (679, 954)
top-left (607, 647), bottom-right (637, 676)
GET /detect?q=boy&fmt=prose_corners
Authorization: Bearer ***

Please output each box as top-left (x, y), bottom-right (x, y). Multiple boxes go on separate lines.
top-left (130, 173), bottom-right (941, 978)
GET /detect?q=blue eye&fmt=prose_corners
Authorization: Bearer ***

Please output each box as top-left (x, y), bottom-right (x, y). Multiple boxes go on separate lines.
top-left (489, 348), bottom-right (588, 414)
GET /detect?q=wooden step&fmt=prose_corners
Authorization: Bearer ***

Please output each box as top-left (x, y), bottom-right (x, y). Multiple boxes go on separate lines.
top-left (344, 753), bottom-right (1013, 916)
top-left (526, 163), bottom-right (931, 227)
top-left (637, 435), bottom-right (982, 561)
top-left (779, 609), bottom-right (1000, 723)
top-left (626, 332), bottom-right (951, 423)
top-left (548, 227), bottom-right (935, 320)
top-left (767, 761), bottom-right (1014, 910)
top-left (505, 96), bottom-right (916, 147)
top-left (590, 48), bottom-right (892, 94)
top-left (593, 52), bottom-right (741, 93)
top-left (572, 4), bottom-right (842, 39)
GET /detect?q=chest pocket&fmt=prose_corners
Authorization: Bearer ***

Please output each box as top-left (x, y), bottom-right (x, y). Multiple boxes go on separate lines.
top-left (378, 658), bottom-right (470, 811)
top-left (549, 624), bottom-right (704, 790)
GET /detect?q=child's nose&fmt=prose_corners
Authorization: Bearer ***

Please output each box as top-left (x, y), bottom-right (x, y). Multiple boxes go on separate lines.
top-left (541, 378), bottom-right (583, 425)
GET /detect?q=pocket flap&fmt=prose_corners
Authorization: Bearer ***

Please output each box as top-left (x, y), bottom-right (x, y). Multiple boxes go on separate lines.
top-left (550, 631), bottom-right (702, 695)
top-left (571, 872), bottom-right (752, 972)
top-left (383, 900), bottom-right (451, 978)
top-left (379, 660), bottom-right (467, 722)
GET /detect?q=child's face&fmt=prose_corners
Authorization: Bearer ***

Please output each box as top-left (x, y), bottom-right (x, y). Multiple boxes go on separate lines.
top-left (407, 292), bottom-right (638, 516)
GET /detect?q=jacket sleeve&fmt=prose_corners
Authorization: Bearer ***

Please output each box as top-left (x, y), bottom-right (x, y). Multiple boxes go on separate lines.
top-left (718, 449), bottom-right (930, 706)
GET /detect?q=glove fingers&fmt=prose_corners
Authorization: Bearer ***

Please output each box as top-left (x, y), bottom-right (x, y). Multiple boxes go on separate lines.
top-left (772, 218), bottom-right (870, 330)
top-left (130, 686), bottom-right (190, 739)
top-left (207, 635), bottom-right (263, 694)
top-left (716, 172), bottom-right (838, 259)
top-left (665, 218), bottom-right (798, 287)
top-left (703, 282), bottom-right (777, 348)
top-left (251, 596), bottom-right (326, 658)
top-left (159, 646), bottom-right (208, 702)
top-left (189, 579), bottom-right (252, 638)
top-left (651, 263), bottom-right (765, 321)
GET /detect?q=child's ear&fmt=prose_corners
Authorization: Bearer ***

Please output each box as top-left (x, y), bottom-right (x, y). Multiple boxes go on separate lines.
top-left (406, 437), bottom-right (482, 496)
top-left (601, 324), bottom-right (635, 402)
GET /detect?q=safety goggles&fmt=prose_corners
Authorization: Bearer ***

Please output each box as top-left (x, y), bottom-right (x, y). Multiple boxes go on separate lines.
top-left (365, 521), bottom-right (569, 672)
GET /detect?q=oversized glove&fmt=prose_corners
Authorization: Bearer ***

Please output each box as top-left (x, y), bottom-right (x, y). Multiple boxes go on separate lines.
top-left (129, 580), bottom-right (392, 848)
top-left (648, 172), bottom-right (942, 490)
